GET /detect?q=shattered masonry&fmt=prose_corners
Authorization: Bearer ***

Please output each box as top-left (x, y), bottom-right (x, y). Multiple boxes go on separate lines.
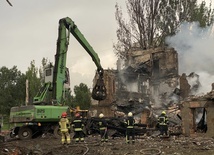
top-left (91, 46), bottom-right (179, 125)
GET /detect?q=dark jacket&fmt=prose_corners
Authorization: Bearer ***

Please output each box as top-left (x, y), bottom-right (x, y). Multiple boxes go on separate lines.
top-left (158, 114), bottom-right (168, 126)
top-left (99, 118), bottom-right (108, 130)
top-left (72, 117), bottom-right (84, 131)
top-left (125, 117), bottom-right (135, 128)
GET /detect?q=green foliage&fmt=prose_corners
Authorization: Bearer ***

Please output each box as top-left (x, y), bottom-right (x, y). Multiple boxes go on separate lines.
top-left (1, 115), bottom-right (11, 130)
top-left (25, 60), bottom-right (41, 103)
top-left (71, 83), bottom-right (91, 110)
top-left (190, 0), bottom-right (214, 27)
top-left (0, 58), bottom-right (56, 115)
top-left (0, 66), bottom-right (26, 115)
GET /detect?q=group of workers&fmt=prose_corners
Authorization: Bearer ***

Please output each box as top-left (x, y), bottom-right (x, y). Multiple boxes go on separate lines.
top-left (58, 110), bottom-right (169, 145)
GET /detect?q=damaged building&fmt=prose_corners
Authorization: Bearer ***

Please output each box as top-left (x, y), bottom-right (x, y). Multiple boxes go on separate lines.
top-left (90, 44), bottom-right (214, 137)
top-left (90, 46), bottom-right (180, 127)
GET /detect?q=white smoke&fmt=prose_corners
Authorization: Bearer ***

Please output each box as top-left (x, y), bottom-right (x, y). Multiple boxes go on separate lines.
top-left (166, 22), bottom-right (214, 94)
top-left (196, 71), bottom-right (214, 94)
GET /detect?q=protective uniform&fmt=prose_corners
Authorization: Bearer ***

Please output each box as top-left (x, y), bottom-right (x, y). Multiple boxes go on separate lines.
top-left (72, 113), bottom-right (85, 142)
top-left (125, 112), bottom-right (135, 144)
top-left (59, 112), bottom-right (71, 145)
top-left (98, 113), bottom-right (108, 142)
top-left (158, 111), bottom-right (169, 136)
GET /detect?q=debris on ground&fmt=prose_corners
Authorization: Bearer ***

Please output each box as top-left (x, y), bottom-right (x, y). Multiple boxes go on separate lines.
top-left (1, 134), bottom-right (214, 155)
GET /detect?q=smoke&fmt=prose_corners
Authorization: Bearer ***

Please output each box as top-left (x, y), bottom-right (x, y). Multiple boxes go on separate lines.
top-left (166, 22), bottom-right (214, 94)
top-left (126, 82), bottom-right (138, 92)
top-left (195, 71), bottom-right (214, 94)
top-left (117, 58), bottom-right (139, 92)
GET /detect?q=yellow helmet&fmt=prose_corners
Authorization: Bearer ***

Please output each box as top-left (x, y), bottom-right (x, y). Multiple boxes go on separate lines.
top-left (162, 111), bottom-right (166, 115)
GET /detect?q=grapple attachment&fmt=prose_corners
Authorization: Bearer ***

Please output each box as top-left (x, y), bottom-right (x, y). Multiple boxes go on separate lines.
top-left (92, 69), bottom-right (107, 101)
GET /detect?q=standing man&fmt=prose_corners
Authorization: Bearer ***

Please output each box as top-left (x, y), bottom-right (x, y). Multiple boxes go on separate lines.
top-left (125, 112), bottom-right (135, 144)
top-left (59, 112), bottom-right (71, 145)
top-left (72, 112), bottom-right (85, 143)
top-left (158, 111), bottom-right (169, 136)
top-left (98, 113), bottom-right (108, 142)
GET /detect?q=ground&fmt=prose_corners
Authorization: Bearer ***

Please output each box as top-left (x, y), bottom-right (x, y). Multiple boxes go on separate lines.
top-left (1, 133), bottom-right (214, 155)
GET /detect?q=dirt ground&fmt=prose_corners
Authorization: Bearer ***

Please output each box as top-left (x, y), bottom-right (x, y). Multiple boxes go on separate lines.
top-left (1, 133), bottom-right (214, 155)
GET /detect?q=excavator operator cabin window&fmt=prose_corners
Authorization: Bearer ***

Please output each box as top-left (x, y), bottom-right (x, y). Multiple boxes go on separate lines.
top-left (46, 68), bottom-right (52, 76)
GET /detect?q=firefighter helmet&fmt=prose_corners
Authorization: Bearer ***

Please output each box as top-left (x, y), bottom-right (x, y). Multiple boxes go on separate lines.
top-left (61, 112), bottom-right (67, 118)
top-left (128, 112), bottom-right (133, 117)
top-left (162, 111), bottom-right (166, 115)
top-left (75, 112), bottom-right (80, 117)
top-left (99, 113), bottom-right (104, 118)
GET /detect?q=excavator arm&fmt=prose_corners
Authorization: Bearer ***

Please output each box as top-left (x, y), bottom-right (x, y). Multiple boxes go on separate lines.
top-left (61, 17), bottom-right (103, 71)
top-left (33, 17), bottom-right (106, 105)
top-left (59, 17), bottom-right (106, 101)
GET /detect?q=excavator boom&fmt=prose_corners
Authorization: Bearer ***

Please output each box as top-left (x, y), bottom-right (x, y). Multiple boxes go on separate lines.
top-left (60, 17), bottom-right (103, 71)
top-left (56, 17), bottom-right (106, 101)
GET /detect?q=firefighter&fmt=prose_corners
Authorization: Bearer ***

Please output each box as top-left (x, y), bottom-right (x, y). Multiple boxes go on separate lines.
top-left (158, 111), bottom-right (169, 136)
top-left (125, 112), bottom-right (135, 144)
top-left (72, 112), bottom-right (85, 143)
top-left (98, 113), bottom-right (108, 142)
top-left (59, 112), bottom-right (71, 145)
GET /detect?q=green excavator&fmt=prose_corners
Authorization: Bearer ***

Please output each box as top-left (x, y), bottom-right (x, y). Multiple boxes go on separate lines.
top-left (9, 17), bottom-right (107, 140)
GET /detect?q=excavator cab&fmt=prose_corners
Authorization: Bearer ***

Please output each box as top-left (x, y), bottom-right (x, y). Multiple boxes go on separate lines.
top-left (92, 69), bottom-right (107, 101)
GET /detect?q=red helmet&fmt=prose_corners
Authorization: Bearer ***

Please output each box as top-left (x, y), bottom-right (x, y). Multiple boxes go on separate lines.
top-left (61, 112), bottom-right (67, 118)
top-left (75, 113), bottom-right (80, 117)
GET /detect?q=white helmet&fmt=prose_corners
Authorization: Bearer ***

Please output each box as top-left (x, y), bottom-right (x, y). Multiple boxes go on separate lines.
top-left (128, 112), bottom-right (133, 117)
top-left (99, 113), bottom-right (104, 118)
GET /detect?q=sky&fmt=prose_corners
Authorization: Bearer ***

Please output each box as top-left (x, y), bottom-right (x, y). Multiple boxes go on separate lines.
top-left (0, 0), bottom-right (126, 92)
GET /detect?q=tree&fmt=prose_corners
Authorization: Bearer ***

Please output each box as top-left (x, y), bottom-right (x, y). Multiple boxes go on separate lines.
top-left (114, 0), bottom-right (214, 61)
top-left (0, 66), bottom-right (26, 114)
top-left (25, 60), bottom-right (41, 103)
top-left (190, 1), bottom-right (214, 27)
top-left (72, 83), bottom-right (91, 110)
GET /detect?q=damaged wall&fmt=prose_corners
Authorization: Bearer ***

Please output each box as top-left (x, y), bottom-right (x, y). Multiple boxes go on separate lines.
top-left (181, 89), bottom-right (214, 137)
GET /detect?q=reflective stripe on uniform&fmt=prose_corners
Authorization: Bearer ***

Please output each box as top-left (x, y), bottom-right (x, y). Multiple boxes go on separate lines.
top-left (74, 128), bottom-right (82, 131)
top-left (159, 116), bottom-right (167, 125)
top-left (61, 128), bottom-right (68, 132)
top-left (73, 120), bottom-right (81, 123)
top-left (100, 127), bottom-right (106, 130)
